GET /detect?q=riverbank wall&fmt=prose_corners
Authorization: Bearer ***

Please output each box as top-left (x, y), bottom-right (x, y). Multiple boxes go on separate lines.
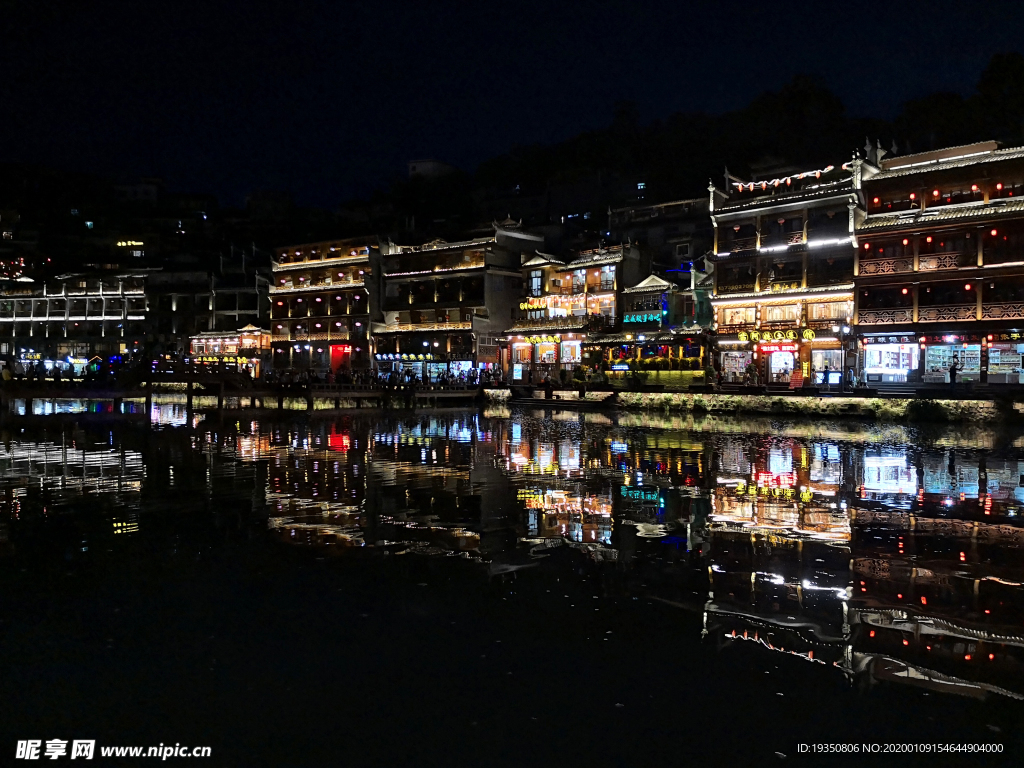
top-left (485, 389), bottom-right (1023, 422)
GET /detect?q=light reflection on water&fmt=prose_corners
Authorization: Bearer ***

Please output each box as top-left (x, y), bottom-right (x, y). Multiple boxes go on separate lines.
top-left (4, 407), bottom-right (1024, 706)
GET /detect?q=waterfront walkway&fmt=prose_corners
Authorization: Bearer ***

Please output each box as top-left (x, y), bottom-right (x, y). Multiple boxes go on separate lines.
top-left (0, 378), bottom-right (486, 413)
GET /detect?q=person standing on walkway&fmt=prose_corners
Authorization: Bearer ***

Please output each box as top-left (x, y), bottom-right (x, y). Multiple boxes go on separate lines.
top-left (949, 358), bottom-right (960, 391)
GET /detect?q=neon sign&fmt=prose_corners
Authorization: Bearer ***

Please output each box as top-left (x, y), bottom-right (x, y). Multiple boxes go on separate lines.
top-left (623, 312), bottom-right (663, 323)
top-left (758, 342), bottom-right (798, 354)
top-left (738, 330), bottom-right (798, 342)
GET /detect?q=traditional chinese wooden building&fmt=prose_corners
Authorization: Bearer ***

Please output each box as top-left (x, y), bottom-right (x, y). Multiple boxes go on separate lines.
top-left (188, 324), bottom-right (272, 377)
top-left (709, 162), bottom-right (862, 385)
top-left (376, 236), bottom-right (521, 381)
top-left (502, 244), bottom-right (648, 382)
top-left (271, 238), bottom-right (379, 373)
top-left (854, 141), bottom-right (1024, 385)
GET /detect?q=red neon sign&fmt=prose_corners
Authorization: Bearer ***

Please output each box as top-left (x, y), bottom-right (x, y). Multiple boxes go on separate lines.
top-left (758, 342), bottom-right (799, 354)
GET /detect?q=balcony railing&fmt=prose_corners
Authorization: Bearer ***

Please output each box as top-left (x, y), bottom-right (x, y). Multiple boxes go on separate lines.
top-left (917, 305), bottom-right (977, 322)
top-left (508, 315), bottom-right (612, 332)
top-left (585, 280), bottom-right (616, 293)
top-left (273, 251), bottom-right (370, 268)
top-left (859, 257), bottom-right (913, 276)
top-left (981, 303), bottom-right (1024, 321)
top-left (760, 232), bottom-right (803, 248)
top-left (385, 258), bottom-right (486, 276)
top-left (383, 321), bottom-right (473, 333)
top-left (725, 237), bottom-right (756, 253)
top-left (918, 252), bottom-right (973, 271)
top-left (858, 308), bottom-right (913, 324)
top-left (271, 279), bottom-right (365, 293)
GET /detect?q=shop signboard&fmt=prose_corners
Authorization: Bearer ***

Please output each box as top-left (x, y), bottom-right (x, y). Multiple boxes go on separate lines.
top-left (738, 330), bottom-right (799, 342)
top-left (863, 335), bottom-right (915, 345)
top-left (758, 342), bottom-right (799, 354)
top-left (623, 312), bottom-right (664, 324)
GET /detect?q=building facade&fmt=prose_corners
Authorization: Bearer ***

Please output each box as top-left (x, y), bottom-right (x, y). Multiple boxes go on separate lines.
top-left (375, 236), bottom-right (521, 381)
top-left (709, 162), bottom-right (861, 385)
top-left (0, 271), bottom-right (149, 364)
top-left (504, 244), bottom-right (653, 381)
top-left (188, 324), bottom-right (272, 378)
top-left (271, 238), bottom-right (380, 373)
top-left (608, 196), bottom-right (714, 287)
top-left (854, 141), bottom-right (1024, 386)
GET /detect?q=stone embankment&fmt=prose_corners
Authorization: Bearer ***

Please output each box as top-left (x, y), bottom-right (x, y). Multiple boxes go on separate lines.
top-left (485, 388), bottom-right (1022, 422)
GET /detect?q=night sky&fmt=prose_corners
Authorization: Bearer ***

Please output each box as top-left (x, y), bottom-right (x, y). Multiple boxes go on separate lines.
top-left (3, 0), bottom-right (1024, 207)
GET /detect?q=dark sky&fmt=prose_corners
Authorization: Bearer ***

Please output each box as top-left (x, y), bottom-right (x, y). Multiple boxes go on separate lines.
top-left (2, 0), bottom-right (1024, 208)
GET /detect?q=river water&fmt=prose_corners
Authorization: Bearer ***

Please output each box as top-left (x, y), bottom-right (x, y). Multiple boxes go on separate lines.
top-left (2, 403), bottom-right (1024, 765)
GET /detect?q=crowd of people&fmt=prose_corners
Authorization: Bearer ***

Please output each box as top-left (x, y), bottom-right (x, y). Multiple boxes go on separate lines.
top-left (0, 352), bottom-right (510, 392)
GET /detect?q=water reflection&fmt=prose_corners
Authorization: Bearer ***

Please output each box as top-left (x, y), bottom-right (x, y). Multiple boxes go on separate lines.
top-left (4, 408), bottom-right (1024, 705)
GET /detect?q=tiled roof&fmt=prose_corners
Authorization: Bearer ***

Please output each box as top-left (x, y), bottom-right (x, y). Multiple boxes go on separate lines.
top-left (568, 248), bottom-right (624, 267)
top-left (715, 179), bottom-right (856, 214)
top-left (522, 252), bottom-right (565, 268)
top-left (710, 284), bottom-right (854, 303)
top-left (622, 274), bottom-right (676, 294)
top-left (502, 317), bottom-right (590, 334)
top-left (857, 197), bottom-right (1024, 232)
top-left (872, 145), bottom-right (1024, 180)
top-left (587, 327), bottom-right (704, 344)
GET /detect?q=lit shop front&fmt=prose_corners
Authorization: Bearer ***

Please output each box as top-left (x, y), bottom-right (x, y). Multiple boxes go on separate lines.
top-left (987, 334), bottom-right (1024, 384)
top-left (858, 334), bottom-right (919, 384)
top-left (915, 332), bottom-right (1024, 384)
top-left (188, 326), bottom-right (272, 377)
top-left (374, 331), bottom-right (486, 381)
top-left (716, 338), bottom-right (754, 383)
top-left (919, 334), bottom-right (982, 384)
top-left (718, 329), bottom-right (842, 384)
top-left (759, 340), bottom-right (799, 382)
top-left (508, 333), bottom-right (583, 382)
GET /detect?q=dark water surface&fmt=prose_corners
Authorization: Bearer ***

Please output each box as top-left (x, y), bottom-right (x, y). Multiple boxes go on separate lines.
top-left (3, 404), bottom-right (1024, 766)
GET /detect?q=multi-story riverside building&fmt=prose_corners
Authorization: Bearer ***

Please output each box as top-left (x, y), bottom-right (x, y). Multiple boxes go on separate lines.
top-left (0, 270), bottom-right (149, 362)
top-left (375, 236), bottom-right (521, 381)
top-left (854, 141), bottom-right (1024, 386)
top-left (270, 238), bottom-right (380, 373)
top-left (504, 243), bottom-right (651, 381)
top-left (709, 162), bottom-right (862, 385)
top-left (188, 325), bottom-right (272, 378)
top-left (146, 258), bottom-right (270, 350)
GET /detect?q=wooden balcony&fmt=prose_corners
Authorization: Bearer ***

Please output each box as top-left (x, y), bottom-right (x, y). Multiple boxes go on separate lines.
top-left (857, 308), bottom-right (913, 325)
top-left (383, 321), bottom-right (473, 333)
top-left (981, 303), bottom-right (1024, 321)
top-left (918, 252), bottom-right (973, 272)
top-left (917, 305), bottom-right (977, 322)
top-left (760, 232), bottom-right (803, 248)
top-left (271, 278), bottom-right (365, 293)
top-left (859, 257), bottom-right (913, 276)
top-left (507, 315), bottom-right (612, 332)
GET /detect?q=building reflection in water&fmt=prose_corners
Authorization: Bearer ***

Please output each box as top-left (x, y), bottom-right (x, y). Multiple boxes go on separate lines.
top-left (704, 433), bottom-right (1024, 700)
top-left (0, 431), bottom-right (144, 546)
top-left (3, 409), bottom-right (1024, 703)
